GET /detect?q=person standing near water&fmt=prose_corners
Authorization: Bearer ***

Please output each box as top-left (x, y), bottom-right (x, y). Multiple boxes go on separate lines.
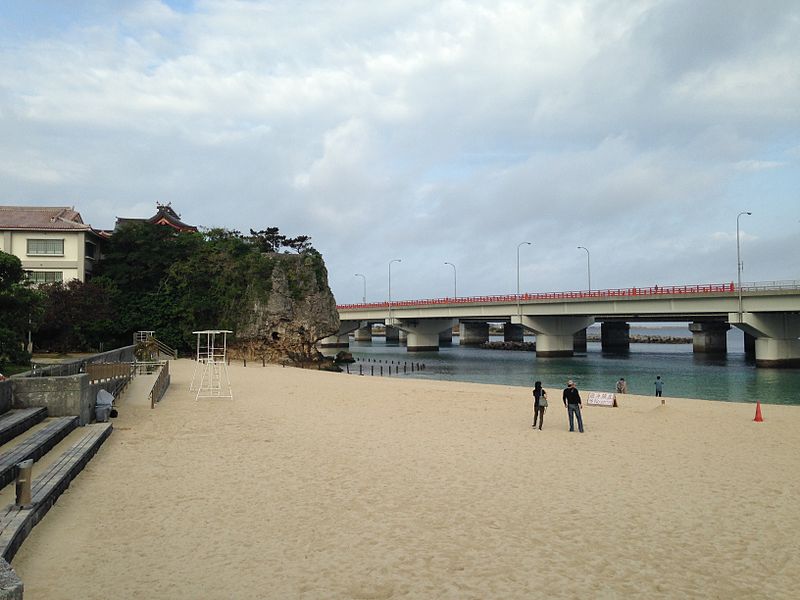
top-left (532, 381), bottom-right (547, 430)
top-left (655, 376), bottom-right (664, 401)
top-left (616, 378), bottom-right (627, 394)
top-left (562, 380), bottom-right (584, 433)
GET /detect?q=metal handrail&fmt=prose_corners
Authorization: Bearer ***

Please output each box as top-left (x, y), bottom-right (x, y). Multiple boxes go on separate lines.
top-left (337, 280), bottom-right (800, 310)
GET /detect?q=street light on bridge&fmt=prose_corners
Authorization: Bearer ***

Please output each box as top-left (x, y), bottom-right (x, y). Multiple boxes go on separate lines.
top-left (516, 242), bottom-right (532, 296)
top-left (388, 259), bottom-right (401, 320)
top-left (516, 242), bottom-right (532, 324)
top-left (737, 211), bottom-right (752, 317)
top-left (444, 262), bottom-right (457, 298)
top-left (354, 273), bottom-right (366, 304)
top-left (577, 246), bottom-right (591, 292)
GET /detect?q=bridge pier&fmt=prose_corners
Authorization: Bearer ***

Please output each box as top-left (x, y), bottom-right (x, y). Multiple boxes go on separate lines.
top-left (513, 316), bottom-right (594, 357)
top-left (601, 322), bottom-right (630, 352)
top-left (730, 312), bottom-right (800, 368)
top-left (689, 321), bottom-right (729, 354)
top-left (504, 323), bottom-right (524, 342)
top-left (354, 325), bottom-right (373, 342)
top-left (460, 322), bottom-right (489, 345)
top-left (391, 318), bottom-right (457, 352)
top-left (320, 320), bottom-right (362, 348)
top-left (384, 325), bottom-right (400, 343)
top-left (440, 328), bottom-right (453, 346)
top-left (573, 328), bottom-right (587, 352)
top-left (744, 332), bottom-right (756, 358)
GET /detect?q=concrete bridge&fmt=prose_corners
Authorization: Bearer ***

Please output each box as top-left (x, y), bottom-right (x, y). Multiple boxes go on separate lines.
top-left (327, 281), bottom-right (800, 368)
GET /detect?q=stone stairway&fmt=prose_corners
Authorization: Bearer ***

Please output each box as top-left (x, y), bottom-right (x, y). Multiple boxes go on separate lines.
top-left (0, 402), bottom-right (115, 597)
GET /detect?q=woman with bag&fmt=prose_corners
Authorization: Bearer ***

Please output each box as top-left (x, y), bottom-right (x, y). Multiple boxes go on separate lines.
top-left (532, 381), bottom-right (548, 430)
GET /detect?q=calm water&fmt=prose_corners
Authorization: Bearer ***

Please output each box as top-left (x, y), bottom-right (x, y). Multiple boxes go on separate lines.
top-left (326, 327), bottom-right (800, 405)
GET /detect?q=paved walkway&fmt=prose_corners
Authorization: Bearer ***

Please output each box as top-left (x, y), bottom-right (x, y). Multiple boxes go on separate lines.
top-left (117, 372), bottom-right (158, 408)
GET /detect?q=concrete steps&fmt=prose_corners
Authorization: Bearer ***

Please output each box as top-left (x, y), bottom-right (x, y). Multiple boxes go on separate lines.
top-left (0, 423), bottom-right (112, 562)
top-left (0, 403), bottom-right (117, 575)
top-left (0, 409), bottom-right (48, 448)
top-left (0, 417), bottom-right (79, 489)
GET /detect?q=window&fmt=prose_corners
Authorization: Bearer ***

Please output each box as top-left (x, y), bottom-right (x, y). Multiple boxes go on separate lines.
top-left (26, 271), bottom-right (63, 285)
top-left (85, 241), bottom-right (96, 259)
top-left (27, 238), bottom-right (64, 256)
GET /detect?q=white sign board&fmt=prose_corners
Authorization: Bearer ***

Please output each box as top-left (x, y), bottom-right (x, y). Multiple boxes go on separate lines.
top-left (587, 392), bottom-right (617, 407)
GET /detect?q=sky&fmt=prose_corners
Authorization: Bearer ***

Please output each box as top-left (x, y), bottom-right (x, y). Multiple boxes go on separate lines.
top-left (1, 0), bottom-right (798, 305)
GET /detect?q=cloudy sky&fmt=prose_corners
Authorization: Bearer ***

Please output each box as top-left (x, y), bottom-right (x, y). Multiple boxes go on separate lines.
top-left (1, 0), bottom-right (798, 304)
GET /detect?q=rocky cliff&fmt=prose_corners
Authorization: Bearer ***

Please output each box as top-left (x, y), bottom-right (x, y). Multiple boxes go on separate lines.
top-left (232, 250), bottom-right (340, 365)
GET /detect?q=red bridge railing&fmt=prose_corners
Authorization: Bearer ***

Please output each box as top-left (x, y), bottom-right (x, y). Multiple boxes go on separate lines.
top-left (338, 281), bottom-right (743, 310)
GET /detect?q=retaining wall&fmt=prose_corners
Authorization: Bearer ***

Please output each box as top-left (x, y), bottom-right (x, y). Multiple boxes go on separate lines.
top-left (0, 382), bottom-right (11, 416)
top-left (0, 560), bottom-right (22, 600)
top-left (11, 375), bottom-right (93, 425)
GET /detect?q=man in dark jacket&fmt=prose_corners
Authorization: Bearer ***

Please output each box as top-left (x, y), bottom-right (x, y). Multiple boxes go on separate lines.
top-left (562, 379), bottom-right (584, 433)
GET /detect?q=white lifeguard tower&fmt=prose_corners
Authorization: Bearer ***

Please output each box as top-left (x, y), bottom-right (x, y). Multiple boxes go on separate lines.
top-left (190, 330), bottom-right (233, 400)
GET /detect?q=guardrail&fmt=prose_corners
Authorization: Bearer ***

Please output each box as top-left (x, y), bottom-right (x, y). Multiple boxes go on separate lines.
top-left (154, 338), bottom-right (178, 360)
top-left (337, 280), bottom-right (800, 310)
top-left (148, 361), bottom-right (170, 409)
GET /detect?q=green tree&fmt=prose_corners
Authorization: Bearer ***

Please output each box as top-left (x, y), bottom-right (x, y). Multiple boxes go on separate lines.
top-left (0, 251), bottom-right (41, 369)
top-left (92, 222), bottom-right (205, 346)
top-left (35, 280), bottom-right (115, 353)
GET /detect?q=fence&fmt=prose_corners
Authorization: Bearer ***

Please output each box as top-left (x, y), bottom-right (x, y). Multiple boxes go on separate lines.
top-left (87, 362), bottom-right (135, 400)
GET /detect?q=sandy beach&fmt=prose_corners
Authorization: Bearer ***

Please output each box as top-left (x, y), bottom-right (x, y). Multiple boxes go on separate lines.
top-left (9, 359), bottom-right (800, 599)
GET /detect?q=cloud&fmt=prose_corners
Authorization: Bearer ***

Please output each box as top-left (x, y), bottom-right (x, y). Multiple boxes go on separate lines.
top-left (0, 0), bottom-right (798, 302)
top-left (733, 160), bottom-right (786, 172)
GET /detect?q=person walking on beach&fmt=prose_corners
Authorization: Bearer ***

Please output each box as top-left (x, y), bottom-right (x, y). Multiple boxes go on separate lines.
top-left (655, 376), bottom-right (664, 403)
top-left (616, 378), bottom-right (627, 394)
top-left (562, 380), bottom-right (584, 433)
top-left (532, 381), bottom-right (547, 429)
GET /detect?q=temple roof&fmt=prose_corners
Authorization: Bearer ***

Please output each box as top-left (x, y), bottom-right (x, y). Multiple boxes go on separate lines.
top-left (115, 203), bottom-right (197, 232)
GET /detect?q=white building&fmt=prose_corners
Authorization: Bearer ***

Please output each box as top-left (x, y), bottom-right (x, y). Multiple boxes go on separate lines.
top-left (0, 206), bottom-right (104, 284)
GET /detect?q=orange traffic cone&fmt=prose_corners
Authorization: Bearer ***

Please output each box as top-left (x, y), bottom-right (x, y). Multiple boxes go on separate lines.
top-left (753, 401), bottom-right (764, 422)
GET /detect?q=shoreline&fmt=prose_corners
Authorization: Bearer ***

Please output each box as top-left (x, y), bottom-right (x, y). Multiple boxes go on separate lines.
top-left (335, 356), bottom-right (789, 405)
top-left (11, 361), bottom-right (800, 599)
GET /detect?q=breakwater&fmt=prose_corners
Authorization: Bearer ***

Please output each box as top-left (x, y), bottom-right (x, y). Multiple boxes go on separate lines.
top-left (481, 334), bottom-right (690, 351)
top-left (588, 334), bottom-right (691, 344)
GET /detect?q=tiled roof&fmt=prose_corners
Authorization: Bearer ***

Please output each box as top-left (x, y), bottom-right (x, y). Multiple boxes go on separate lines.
top-left (0, 206), bottom-right (92, 231)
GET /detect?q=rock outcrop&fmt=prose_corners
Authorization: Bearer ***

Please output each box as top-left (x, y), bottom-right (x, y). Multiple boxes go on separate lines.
top-left (232, 250), bottom-right (340, 366)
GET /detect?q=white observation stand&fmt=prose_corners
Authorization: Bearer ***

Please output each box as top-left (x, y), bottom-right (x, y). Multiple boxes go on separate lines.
top-left (190, 330), bottom-right (233, 400)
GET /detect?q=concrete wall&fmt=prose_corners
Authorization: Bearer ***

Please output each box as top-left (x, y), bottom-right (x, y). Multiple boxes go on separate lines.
top-left (0, 381), bottom-right (11, 415)
top-left (0, 559), bottom-right (23, 600)
top-left (11, 374), bottom-right (93, 425)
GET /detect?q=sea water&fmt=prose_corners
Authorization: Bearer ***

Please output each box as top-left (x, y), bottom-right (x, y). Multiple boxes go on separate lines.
top-left (332, 327), bottom-right (800, 405)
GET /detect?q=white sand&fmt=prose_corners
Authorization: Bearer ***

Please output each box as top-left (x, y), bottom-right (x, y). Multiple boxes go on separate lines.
top-left (10, 359), bottom-right (800, 599)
